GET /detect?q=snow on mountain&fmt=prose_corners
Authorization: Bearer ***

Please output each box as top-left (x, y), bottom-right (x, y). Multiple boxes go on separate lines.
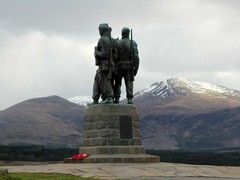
top-left (68, 95), bottom-right (92, 107)
top-left (169, 78), bottom-right (240, 96)
top-left (135, 77), bottom-right (240, 99)
top-left (68, 78), bottom-right (240, 106)
top-left (135, 81), bottom-right (174, 98)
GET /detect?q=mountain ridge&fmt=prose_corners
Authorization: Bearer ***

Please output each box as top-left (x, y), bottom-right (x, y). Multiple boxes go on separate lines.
top-left (0, 95), bottom-right (85, 148)
top-left (68, 78), bottom-right (240, 111)
top-left (134, 78), bottom-right (240, 150)
top-left (134, 78), bottom-right (240, 115)
top-left (0, 78), bottom-right (240, 151)
top-left (135, 77), bottom-right (240, 98)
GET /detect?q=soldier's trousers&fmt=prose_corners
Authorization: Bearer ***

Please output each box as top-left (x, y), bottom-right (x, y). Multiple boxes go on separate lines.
top-left (115, 69), bottom-right (133, 100)
top-left (92, 70), bottom-right (113, 101)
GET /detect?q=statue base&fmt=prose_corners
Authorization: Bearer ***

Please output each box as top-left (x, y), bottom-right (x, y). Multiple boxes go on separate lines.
top-left (64, 104), bottom-right (160, 163)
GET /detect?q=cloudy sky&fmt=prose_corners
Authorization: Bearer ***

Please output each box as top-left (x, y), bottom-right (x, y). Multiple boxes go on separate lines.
top-left (0, 0), bottom-right (240, 109)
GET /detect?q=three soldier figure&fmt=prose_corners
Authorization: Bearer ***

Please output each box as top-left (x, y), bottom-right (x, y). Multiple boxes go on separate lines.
top-left (90, 23), bottom-right (139, 105)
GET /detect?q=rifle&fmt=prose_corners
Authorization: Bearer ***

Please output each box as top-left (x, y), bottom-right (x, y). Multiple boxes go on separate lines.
top-left (130, 29), bottom-right (135, 81)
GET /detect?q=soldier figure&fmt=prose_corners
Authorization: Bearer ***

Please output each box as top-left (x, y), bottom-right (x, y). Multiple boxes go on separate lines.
top-left (90, 23), bottom-right (114, 104)
top-left (114, 27), bottom-right (139, 104)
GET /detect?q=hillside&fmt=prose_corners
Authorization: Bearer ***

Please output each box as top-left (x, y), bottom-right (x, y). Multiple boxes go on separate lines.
top-left (0, 96), bottom-right (85, 148)
top-left (1, 78), bottom-right (240, 151)
top-left (134, 78), bottom-right (240, 115)
top-left (133, 78), bottom-right (240, 150)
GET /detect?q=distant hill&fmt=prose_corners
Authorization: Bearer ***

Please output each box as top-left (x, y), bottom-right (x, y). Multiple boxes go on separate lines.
top-left (134, 78), bottom-right (240, 150)
top-left (134, 77), bottom-right (240, 115)
top-left (140, 106), bottom-right (240, 151)
top-left (0, 96), bottom-right (85, 148)
top-left (1, 78), bottom-right (240, 151)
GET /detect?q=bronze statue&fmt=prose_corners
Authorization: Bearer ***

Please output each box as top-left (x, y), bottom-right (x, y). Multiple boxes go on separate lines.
top-left (114, 27), bottom-right (139, 104)
top-left (89, 24), bottom-right (139, 105)
top-left (90, 23), bottom-right (114, 104)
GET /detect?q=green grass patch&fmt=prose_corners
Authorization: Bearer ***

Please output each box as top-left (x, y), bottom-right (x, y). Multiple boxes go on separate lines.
top-left (0, 173), bottom-right (97, 180)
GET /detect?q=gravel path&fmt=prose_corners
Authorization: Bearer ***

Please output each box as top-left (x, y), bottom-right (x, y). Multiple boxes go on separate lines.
top-left (1, 162), bottom-right (240, 179)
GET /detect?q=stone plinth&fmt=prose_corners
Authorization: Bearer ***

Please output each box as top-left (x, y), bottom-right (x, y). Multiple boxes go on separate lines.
top-left (64, 104), bottom-right (160, 163)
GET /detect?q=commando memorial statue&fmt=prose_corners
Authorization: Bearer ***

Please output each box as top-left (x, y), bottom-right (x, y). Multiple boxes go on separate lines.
top-left (89, 24), bottom-right (139, 105)
top-left (64, 23), bottom-right (160, 163)
top-left (91, 24), bottom-right (115, 105)
top-left (114, 27), bottom-right (139, 104)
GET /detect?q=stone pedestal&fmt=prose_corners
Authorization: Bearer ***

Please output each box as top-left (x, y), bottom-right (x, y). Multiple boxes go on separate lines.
top-left (64, 104), bottom-right (160, 163)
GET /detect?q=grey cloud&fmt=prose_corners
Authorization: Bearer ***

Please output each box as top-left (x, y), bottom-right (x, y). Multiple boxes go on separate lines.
top-left (0, 0), bottom-right (240, 109)
top-left (0, 0), bottom-right (156, 35)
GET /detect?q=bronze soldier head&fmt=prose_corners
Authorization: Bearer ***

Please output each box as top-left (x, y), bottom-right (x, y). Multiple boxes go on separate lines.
top-left (99, 23), bottom-right (111, 37)
top-left (107, 26), bottom-right (112, 37)
top-left (121, 27), bottom-right (130, 38)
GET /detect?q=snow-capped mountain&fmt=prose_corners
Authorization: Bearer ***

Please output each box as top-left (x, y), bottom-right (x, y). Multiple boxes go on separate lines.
top-left (68, 95), bottom-right (92, 107)
top-left (134, 77), bottom-right (240, 115)
top-left (67, 78), bottom-right (240, 151)
top-left (68, 77), bottom-right (240, 114)
top-left (134, 78), bottom-right (240, 150)
top-left (135, 77), bottom-right (240, 99)
top-left (2, 78), bottom-right (240, 151)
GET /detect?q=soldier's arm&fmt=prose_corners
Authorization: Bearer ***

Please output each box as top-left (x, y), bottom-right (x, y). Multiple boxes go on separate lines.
top-left (133, 41), bottom-right (139, 76)
top-left (133, 41), bottom-right (139, 55)
top-left (95, 38), bottom-right (110, 59)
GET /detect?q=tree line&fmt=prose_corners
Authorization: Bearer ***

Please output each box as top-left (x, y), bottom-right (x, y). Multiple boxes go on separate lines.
top-left (146, 149), bottom-right (240, 166)
top-left (0, 145), bottom-right (239, 166)
top-left (0, 145), bottom-right (78, 161)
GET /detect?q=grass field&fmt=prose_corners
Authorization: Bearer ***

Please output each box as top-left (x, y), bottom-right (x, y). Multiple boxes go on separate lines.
top-left (0, 173), bottom-right (97, 180)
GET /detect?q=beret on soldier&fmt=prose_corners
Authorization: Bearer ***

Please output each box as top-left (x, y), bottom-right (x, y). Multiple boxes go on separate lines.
top-left (99, 23), bottom-right (111, 32)
top-left (122, 27), bottom-right (130, 36)
top-left (122, 27), bottom-right (130, 37)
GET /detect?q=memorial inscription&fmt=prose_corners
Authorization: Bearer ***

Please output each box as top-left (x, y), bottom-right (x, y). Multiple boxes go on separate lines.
top-left (119, 115), bottom-right (133, 139)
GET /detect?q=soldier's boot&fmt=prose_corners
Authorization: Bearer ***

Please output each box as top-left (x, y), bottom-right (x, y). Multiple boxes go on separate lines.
top-left (127, 98), bottom-right (133, 104)
top-left (87, 99), bottom-right (99, 106)
top-left (114, 98), bottom-right (119, 104)
top-left (101, 97), bottom-right (113, 104)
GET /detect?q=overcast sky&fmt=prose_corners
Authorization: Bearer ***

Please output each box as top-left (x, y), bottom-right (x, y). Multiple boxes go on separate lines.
top-left (0, 0), bottom-right (240, 110)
